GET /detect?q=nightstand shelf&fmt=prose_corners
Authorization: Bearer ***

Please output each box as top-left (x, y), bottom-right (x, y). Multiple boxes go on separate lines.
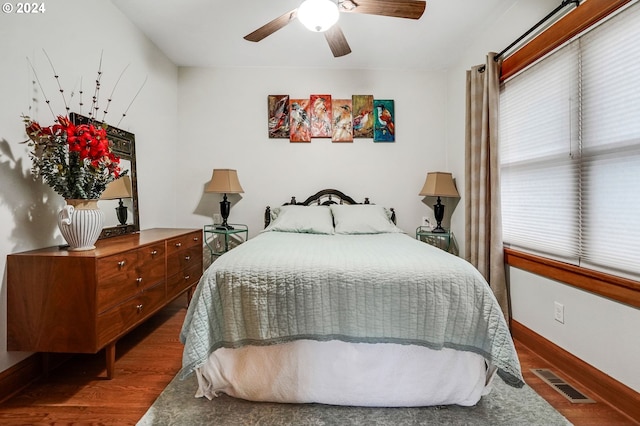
top-left (204, 224), bottom-right (248, 259)
top-left (416, 226), bottom-right (458, 255)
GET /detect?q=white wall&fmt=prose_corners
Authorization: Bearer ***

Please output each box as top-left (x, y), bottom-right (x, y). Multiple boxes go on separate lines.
top-left (445, 0), bottom-right (640, 392)
top-left (176, 67), bottom-right (450, 238)
top-left (510, 268), bottom-right (640, 391)
top-left (0, 0), bottom-right (178, 373)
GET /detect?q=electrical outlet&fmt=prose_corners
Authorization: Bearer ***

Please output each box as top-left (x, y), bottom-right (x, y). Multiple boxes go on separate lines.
top-left (213, 213), bottom-right (222, 224)
top-left (554, 301), bottom-right (565, 324)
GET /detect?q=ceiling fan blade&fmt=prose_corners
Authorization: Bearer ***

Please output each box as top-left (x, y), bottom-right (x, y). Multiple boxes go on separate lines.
top-left (339, 0), bottom-right (426, 20)
top-left (243, 9), bottom-right (298, 42)
top-left (324, 25), bottom-right (352, 57)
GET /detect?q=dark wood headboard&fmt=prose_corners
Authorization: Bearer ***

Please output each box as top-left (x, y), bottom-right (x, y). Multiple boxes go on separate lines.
top-left (264, 188), bottom-right (395, 228)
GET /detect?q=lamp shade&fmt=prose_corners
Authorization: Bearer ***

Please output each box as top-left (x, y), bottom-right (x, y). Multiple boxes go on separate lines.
top-left (297, 0), bottom-right (340, 32)
top-left (206, 169), bottom-right (244, 194)
top-left (100, 175), bottom-right (133, 200)
top-left (419, 172), bottom-right (459, 198)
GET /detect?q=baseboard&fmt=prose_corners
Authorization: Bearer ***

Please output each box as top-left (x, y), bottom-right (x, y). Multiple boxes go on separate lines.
top-left (0, 353), bottom-right (41, 404)
top-left (511, 319), bottom-right (640, 424)
top-left (0, 352), bottom-right (73, 404)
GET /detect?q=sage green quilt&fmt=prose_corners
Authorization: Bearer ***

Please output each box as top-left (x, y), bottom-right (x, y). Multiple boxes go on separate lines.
top-left (179, 232), bottom-right (524, 388)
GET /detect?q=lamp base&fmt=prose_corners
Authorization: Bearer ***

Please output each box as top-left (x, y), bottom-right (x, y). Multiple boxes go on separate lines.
top-left (433, 197), bottom-right (446, 234)
top-left (115, 198), bottom-right (128, 226)
top-left (431, 225), bottom-right (446, 233)
top-left (217, 194), bottom-right (234, 230)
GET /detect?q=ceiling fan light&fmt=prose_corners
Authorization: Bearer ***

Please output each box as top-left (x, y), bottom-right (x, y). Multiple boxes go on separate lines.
top-left (297, 0), bottom-right (339, 32)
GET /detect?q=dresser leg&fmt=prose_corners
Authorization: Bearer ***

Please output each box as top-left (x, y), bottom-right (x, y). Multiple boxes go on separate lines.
top-left (186, 286), bottom-right (195, 306)
top-left (105, 343), bottom-right (116, 379)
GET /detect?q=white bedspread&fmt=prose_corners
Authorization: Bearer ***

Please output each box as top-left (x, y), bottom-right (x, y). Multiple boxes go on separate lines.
top-left (195, 340), bottom-right (497, 407)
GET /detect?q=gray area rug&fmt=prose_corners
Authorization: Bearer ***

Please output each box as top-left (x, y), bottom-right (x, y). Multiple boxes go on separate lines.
top-left (138, 374), bottom-right (571, 425)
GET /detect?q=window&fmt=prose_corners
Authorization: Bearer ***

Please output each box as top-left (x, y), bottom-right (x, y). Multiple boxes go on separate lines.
top-left (500, 2), bottom-right (640, 280)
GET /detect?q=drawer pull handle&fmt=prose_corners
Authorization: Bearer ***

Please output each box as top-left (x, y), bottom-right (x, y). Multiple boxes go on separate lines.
top-left (185, 255), bottom-right (191, 261)
top-left (193, 237), bottom-right (199, 242)
top-left (136, 277), bottom-right (143, 285)
top-left (117, 260), bottom-right (126, 268)
top-left (150, 250), bottom-right (158, 256)
top-left (136, 304), bottom-right (143, 313)
top-left (175, 242), bottom-right (182, 248)
top-left (184, 275), bottom-right (190, 280)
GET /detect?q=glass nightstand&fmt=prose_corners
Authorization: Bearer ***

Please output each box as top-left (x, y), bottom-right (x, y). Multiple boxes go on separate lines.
top-left (204, 224), bottom-right (248, 260)
top-left (416, 226), bottom-right (458, 255)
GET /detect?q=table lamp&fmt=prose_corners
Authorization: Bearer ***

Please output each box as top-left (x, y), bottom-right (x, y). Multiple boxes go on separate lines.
top-left (206, 169), bottom-right (244, 230)
top-left (419, 172), bottom-right (459, 233)
top-left (100, 175), bottom-right (133, 226)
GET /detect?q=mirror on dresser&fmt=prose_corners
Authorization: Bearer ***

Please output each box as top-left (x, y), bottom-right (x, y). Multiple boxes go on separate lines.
top-left (70, 112), bottom-right (140, 239)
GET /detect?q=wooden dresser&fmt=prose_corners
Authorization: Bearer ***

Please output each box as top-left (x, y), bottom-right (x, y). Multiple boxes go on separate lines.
top-left (7, 228), bottom-right (203, 379)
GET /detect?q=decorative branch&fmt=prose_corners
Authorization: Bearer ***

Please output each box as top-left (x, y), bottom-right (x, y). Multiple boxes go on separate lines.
top-left (90, 51), bottom-right (104, 119)
top-left (117, 76), bottom-right (147, 127)
top-left (102, 63), bottom-right (129, 122)
top-left (78, 77), bottom-right (83, 114)
top-left (42, 49), bottom-right (69, 114)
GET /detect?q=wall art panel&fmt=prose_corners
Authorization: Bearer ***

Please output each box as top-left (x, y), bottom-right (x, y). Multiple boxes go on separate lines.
top-left (374, 99), bottom-right (395, 142)
top-left (352, 95), bottom-right (374, 138)
top-left (289, 98), bottom-right (311, 142)
top-left (332, 99), bottom-right (353, 142)
top-left (310, 94), bottom-right (332, 138)
top-left (267, 95), bottom-right (290, 138)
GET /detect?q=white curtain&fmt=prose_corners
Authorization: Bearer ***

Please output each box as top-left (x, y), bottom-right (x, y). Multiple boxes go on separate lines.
top-left (465, 52), bottom-right (509, 320)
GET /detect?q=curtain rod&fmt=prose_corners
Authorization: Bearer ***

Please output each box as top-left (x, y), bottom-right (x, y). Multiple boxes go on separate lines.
top-left (493, 0), bottom-right (580, 62)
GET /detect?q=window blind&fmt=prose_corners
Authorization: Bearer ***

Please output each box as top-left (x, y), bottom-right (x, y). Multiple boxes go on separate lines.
top-left (499, 1), bottom-right (640, 279)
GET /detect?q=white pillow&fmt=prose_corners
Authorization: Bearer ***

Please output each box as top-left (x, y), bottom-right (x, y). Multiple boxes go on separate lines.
top-left (330, 204), bottom-right (402, 234)
top-left (265, 205), bottom-right (334, 234)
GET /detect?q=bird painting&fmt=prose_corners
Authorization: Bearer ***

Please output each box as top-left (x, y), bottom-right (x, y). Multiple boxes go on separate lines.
top-left (310, 95), bottom-right (332, 138)
top-left (332, 99), bottom-right (353, 142)
top-left (374, 100), bottom-right (395, 142)
top-left (352, 95), bottom-right (374, 138)
top-left (268, 95), bottom-right (289, 138)
top-left (289, 99), bottom-right (311, 142)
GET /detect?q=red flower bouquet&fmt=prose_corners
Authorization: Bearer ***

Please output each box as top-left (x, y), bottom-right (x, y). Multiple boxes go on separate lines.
top-left (24, 114), bottom-right (123, 199)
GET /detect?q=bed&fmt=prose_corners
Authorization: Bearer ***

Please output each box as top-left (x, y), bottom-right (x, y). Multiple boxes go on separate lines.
top-left (179, 189), bottom-right (524, 407)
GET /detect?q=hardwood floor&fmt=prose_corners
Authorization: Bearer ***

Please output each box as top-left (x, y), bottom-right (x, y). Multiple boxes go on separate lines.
top-left (0, 297), bottom-right (187, 425)
top-left (0, 297), bottom-right (635, 425)
top-left (514, 340), bottom-right (635, 425)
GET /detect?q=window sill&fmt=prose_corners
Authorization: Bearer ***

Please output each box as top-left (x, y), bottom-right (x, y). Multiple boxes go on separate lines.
top-left (503, 247), bottom-right (640, 309)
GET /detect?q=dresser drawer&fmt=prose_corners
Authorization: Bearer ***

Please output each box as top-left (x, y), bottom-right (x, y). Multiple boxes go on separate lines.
top-left (167, 263), bottom-right (202, 299)
top-left (166, 231), bottom-right (202, 255)
top-left (97, 250), bottom-right (140, 282)
top-left (167, 245), bottom-right (202, 277)
top-left (97, 281), bottom-right (166, 346)
top-left (96, 243), bottom-right (165, 312)
top-left (97, 243), bottom-right (164, 280)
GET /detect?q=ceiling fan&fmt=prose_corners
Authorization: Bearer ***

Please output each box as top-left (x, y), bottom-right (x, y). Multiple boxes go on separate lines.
top-left (243, 0), bottom-right (427, 58)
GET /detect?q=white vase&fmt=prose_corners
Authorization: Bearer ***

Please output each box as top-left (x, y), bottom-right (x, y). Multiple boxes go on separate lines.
top-left (57, 199), bottom-right (105, 251)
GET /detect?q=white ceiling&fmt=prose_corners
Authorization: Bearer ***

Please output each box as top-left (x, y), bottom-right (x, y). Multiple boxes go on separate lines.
top-left (111, 0), bottom-right (533, 70)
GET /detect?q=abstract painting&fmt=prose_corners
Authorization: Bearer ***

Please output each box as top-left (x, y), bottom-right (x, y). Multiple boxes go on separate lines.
top-left (332, 99), bottom-right (353, 142)
top-left (310, 94), bottom-right (332, 138)
top-left (267, 95), bottom-right (290, 138)
top-left (373, 99), bottom-right (395, 142)
top-left (352, 95), bottom-right (374, 138)
top-left (289, 98), bottom-right (311, 142)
